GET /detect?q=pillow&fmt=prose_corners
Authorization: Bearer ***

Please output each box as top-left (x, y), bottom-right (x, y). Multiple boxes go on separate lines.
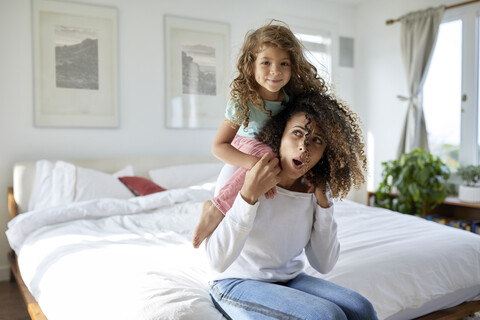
top-left (29, 160), bottom-right (135, 211)
top-left (148, 162), bottom-right (223, 189)
top-left (51, 161), bottom-right (135, 207)
top-left (28, 160), bottom-right (55, 211)
top-left (119, 176), bottom-right (166, 196)
top-left (112, 165), bottom-right (134, 178)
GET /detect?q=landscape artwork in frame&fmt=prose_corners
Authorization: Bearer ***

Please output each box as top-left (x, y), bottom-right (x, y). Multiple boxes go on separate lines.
top-left (32, 0), bottom-right (118, 127)
top-left (165, 15), bottom-right (229, 129)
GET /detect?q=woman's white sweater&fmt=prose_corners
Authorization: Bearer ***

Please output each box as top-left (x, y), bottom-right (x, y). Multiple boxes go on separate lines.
top-left (206, 186), bottom-right (340, 282)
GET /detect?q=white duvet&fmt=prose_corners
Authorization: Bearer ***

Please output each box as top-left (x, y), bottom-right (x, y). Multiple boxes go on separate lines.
top-left (6, 184), bottom-right (480, 320)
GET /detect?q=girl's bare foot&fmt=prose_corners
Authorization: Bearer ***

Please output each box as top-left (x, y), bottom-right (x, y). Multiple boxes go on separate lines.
top-left (192, 200), bottom-right (224, 248)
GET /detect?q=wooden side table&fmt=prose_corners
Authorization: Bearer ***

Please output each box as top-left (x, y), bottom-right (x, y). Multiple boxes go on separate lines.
top-left (367, 191), bottom-right (480, 233)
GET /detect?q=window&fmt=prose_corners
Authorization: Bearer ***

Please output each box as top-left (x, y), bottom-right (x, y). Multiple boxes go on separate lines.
top-left (295, 32), bottom-right (332, 84)
top-left (423, 6), bottom-right (479, 170)
top-left (423, 20), bottom-right (462, 169)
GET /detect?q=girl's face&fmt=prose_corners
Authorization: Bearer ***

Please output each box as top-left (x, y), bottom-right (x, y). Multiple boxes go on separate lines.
top-left (253, 44), bottom-right (292, 101)
top-left (279, 112), bottom-right (326, 185)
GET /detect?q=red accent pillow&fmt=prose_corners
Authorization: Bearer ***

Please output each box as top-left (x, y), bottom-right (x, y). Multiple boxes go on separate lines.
top-left (118, 176), bottom-right (166, 196)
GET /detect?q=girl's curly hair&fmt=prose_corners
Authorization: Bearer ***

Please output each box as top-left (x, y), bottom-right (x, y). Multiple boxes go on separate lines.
top-left (230, 20), bottom-right (329, 129)
top-left (256, 92), bottom-right (367, 199)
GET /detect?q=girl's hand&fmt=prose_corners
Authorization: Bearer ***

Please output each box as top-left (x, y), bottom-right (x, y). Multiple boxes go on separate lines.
top-left (240, 153), bottom-right (281, 205)
top-left (264, 186), bottom-right (277, 199)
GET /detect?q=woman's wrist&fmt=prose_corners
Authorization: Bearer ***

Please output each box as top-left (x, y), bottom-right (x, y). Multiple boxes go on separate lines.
top-left (316, 197), bottom-right (330, 208)
top-left (240, 189), bottom-right (258, 205)
top-left (314, 188), bottom-right (330, 208)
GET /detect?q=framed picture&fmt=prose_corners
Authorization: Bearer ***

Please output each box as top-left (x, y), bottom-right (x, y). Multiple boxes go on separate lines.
top-left (164, 15), bottom-right (230, 129)
top-left (32, 0), bottom-right (118, 127)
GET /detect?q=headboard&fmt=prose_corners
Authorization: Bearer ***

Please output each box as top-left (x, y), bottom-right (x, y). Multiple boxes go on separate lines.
top-left (12, 155), bottom-right (218, 215)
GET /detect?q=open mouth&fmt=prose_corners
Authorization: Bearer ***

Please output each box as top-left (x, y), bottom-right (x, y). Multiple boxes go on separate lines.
top-left (292, 158), bottom-right (304, 169)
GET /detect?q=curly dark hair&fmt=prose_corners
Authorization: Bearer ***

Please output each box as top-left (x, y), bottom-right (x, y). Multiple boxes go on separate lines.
top-left (256, 92), bottom-right (367, 199)
top-left (230, 20), bottom-right (328, 129)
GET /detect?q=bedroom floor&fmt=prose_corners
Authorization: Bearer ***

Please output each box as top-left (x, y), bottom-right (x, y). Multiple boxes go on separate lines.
top-left (0, 280), bottom-right (31, 320)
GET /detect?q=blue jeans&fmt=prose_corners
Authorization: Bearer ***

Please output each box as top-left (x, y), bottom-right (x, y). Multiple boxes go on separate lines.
top-left (210, 273), bottom-right (377, 320)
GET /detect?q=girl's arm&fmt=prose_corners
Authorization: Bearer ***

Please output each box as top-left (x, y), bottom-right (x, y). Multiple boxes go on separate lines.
top-left (304, 186), bottom-right (340, 274)
top-left (212, 119), bottom-right (261, 170)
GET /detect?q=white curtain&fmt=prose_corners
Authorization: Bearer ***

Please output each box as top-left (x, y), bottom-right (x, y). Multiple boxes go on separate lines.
top-left (397, 6), bottom-right (445, 157)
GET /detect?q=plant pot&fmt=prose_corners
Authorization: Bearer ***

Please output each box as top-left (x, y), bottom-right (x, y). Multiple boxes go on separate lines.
top-left (458, 185), bottom-right (480, 203)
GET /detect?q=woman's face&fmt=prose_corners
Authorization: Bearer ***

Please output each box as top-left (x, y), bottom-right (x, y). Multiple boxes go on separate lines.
top-left (279, 112), bottom-right (326, 183)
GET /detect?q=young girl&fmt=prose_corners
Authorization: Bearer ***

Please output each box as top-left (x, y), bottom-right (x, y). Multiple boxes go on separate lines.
top-left (192, 21), bottom-right (328, 248)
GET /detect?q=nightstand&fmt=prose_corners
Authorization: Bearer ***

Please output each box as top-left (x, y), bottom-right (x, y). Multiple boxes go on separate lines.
top-left (367, 191), bottom-right (480, 234)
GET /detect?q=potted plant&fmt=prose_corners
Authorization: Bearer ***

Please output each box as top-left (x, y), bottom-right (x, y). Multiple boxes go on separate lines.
top-left (457, 165), bottom-right (480, 203)
top-left (376, 148), bottom-right (450, 216)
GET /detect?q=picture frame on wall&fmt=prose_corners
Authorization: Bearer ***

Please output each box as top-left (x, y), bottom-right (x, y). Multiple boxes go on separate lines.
top-left (32, 0), bottom-right (118, 127)
top-left (164, 15), bottom-right (230, 129)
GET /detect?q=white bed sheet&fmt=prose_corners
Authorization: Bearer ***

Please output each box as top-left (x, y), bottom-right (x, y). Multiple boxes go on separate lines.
top-left (6, 185), bottom-right (480, 320)
top-left (8, 183), bottom-right (223, 320)
top-left (307, 200), bottom-right (480, 320)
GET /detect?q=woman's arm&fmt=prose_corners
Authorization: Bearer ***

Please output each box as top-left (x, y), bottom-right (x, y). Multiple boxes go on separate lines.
top-left (205, 154), bottom-right (281, 272)
top-left (205, 194), bottom-right (258, 273)
top-left (212, 119), bottom-right (261, 170)
top-left (305, 187), bottom-right (340, 274)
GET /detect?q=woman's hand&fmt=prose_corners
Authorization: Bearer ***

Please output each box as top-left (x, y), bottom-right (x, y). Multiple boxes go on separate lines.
top-left (314, 184), bottom-right (330, 208)
top-left (302, 171), bottom-right (329, 208)
top-left (240, 153), bottom-right (281, 205)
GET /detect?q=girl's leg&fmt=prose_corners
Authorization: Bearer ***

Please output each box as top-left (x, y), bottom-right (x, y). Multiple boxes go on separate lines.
top-left (214, 163), bottom-right (239, 197)
top-left (213, 135), bottom-right (260, 197)
top-left (286, 273), bottom-right (378, 320)
top-left (193, 137), bottom-right (274, 248)
top-left (192, 163), bottom-right (238, 248)
top-left (210, 278), bottom-right (347, 320)
top-left (192, 200), bottom-right (224, 248)
top-left (213, 138), bottom-right (275, 214)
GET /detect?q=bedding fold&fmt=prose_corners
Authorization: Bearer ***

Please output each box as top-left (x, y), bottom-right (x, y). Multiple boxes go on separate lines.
top-left (7, 186), bottom-right (213, 253)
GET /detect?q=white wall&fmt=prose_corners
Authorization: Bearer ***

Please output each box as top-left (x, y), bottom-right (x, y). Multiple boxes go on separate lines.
top-left (0, 0), bottom-right (356, 280)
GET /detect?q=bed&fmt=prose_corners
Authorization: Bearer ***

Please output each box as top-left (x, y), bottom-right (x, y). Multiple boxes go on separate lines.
top-left (6, 156), bottom-right (480, 320)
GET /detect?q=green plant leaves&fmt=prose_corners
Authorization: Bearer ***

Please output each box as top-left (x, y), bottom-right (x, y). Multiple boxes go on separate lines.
top-left (457, 165), bottom-right (480, 186)
top-left (375, 148), bottom-right (450, 215)
top-left (408, 183), bottom-right (420, 202)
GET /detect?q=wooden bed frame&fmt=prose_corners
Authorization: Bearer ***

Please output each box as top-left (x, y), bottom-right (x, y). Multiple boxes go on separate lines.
top-left (8, 186), bottom-right (47, 320)
top-left (6, 185), bottom-right (480, 320)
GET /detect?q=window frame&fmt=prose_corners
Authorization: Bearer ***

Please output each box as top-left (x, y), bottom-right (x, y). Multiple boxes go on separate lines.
top-left (436, 5), bottom-right (480, 166)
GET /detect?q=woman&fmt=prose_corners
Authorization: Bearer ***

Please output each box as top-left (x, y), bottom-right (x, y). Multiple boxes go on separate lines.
top-left (205, 92), bottom-right (377, 319)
